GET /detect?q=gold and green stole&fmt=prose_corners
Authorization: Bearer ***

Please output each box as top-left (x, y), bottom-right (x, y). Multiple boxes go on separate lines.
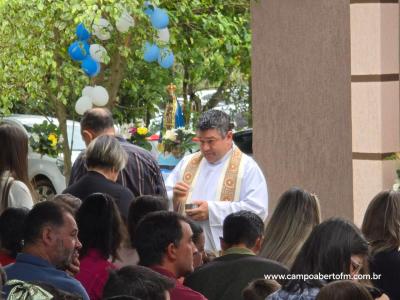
top-left (178, 146), bottom-right (244, 214)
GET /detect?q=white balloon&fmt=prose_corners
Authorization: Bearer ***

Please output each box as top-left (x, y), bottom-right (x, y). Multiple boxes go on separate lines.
top-left (116, 11), bottom-right (134, 33)
top-left (157, 28), bottom-right (170, 43)
top-left (89, 44), bottom-right (108, 63)
top-left (116, 19), bottom-right (130, 33)
top-left (122, 11), bottom-right (135, 26)
top-left (82, 86), bottom-right (94, 98)
top-left (75, 96), bottom-right (93, 115)
top-left (91, 86), bottom-right (109, 106)
top-left (92, 18), bottom-right (112, 40)
top-left (94, 30), bottom-right (111, 41)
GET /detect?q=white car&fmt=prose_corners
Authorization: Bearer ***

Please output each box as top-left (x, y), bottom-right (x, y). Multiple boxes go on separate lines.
top-left (2, 114), bottom-right (85, 201)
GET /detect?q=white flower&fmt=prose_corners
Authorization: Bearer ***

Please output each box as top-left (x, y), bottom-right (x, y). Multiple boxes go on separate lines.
top-left (183, 128), bottom-right (195, 135)
top-left (32, 133), bottom-right (40, 143)
top-left (164, 129), bottom-right (177, 141)
top-left (393, 183), bottom-right (400, 191)
top-left (58, 134), bottom-right (64, 143)
top-left (119, 124), bottom-right (131, 139)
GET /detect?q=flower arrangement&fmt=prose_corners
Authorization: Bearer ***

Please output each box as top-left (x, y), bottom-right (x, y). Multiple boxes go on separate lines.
top-left (128, 126), bottom-right (152, 151)
top-left (162, 128), bottom-right (197, 158)
top-left (29, 121), bottom-right (63, 158)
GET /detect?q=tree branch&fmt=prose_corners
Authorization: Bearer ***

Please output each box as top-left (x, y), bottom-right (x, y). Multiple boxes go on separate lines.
top-left (203, 80), bottom-right (228, 111)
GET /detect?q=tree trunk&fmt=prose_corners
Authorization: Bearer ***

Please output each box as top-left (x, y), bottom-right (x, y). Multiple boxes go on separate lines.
top-left (203, 80), bottom-right (227, 111)
top-left (51, 27), bottom-right (72, 182)
top-left (54, 102), bottom-right (72, 183)
top-left (248, 75), bottom-right (252, 127)
top-left (105, 35), bottom-right (132, 109)
top-left (182, 64), bottom-right (191, 127)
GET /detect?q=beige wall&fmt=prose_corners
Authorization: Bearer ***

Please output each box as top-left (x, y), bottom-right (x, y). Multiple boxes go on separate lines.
top-left (251, 0), bottom-right (354, 220)
top-left (252, 0), bottom-right (400, 223)
top-left (350, 2), bottom-right (400, 225)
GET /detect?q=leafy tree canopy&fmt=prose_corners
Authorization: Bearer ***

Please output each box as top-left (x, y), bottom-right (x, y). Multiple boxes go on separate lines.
top-left (0, 0), bottom-right (251, 178)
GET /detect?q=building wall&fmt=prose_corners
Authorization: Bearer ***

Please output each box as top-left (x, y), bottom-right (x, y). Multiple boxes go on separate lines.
top-left (252, 0), bottom-right (353, 220)
top-left (252, 0), bottom-right (400, 223)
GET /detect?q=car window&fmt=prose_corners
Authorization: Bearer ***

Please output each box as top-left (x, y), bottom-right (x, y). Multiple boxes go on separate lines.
top-left (67, 123), bottom-right (85, 151)
top-left (22, 122), bottom-right (85, 152)
top-left (233, 130), bottom-right (253, 155)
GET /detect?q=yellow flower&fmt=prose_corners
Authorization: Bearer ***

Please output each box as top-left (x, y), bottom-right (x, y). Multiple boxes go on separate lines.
top-left (48, 133), bottom-right (58, 148)
top-left (137, 127), bottom-right (148, 136)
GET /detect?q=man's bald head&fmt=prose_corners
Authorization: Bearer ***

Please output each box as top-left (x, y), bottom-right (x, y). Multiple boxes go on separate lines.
top-left (80, 108), bottom-right (115, 145)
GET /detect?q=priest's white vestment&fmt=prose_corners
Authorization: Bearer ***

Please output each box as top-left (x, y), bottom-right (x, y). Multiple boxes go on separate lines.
top-left (165, 147), bottom-right (268, 252)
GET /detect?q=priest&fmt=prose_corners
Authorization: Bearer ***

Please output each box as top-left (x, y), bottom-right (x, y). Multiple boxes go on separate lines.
top-left (165, 110), bottom-right (268, 254)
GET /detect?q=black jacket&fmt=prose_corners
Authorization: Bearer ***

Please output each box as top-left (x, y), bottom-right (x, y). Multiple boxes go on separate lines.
top-left (184, 253), bottom-right (288, 300)
top-left (63, 171), bottom-right (134, 221)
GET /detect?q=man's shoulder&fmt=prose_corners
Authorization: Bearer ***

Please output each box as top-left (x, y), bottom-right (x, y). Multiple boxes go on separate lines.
top-left (175, 152), bottom-right (202, 169)
top-left (172, 283), bottom-right (207, 300)
top-left (188, 255), bottom-right (287, 278)
top-left (118, 138), bottom-right (151, 156)
top-left (232, 255), bottom-right (288, 271)
top-left (240, 151), bottom-right (262, 170)
top-left (118, 138), bottom-right (160, 164)
top-left (116, 183), bottom-right (135, 199)
top-left (184, 260), bottom-right (224, 285)
top-left (5, 258), bottom-right (78, 285)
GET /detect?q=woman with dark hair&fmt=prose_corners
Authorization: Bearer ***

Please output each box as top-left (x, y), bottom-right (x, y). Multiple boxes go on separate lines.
top-left (267, 218), bottom-right (369, 300)
top-left (75, 193), bottom-right (125, 300)
top-left (0, 121), bottom-right (34, 212)
top-left (0, 207), bottom-right (29, 266)
top-left (260, 187), bottom-right (321, 268)
top-left (362, 190), bottom-right (400, 300)
top-left (115, 195), bottom-right (168, 267)
top-left (127, 195), bottom-right (168, 246)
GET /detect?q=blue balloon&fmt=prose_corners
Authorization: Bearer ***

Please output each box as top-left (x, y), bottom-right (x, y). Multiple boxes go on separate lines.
top-left (81, 57), bottom-right (100, 77)
top-left (68, 41), bottom-right (90, 61)
top-left (143, 2), bottom-right (154, 16)
top-left (76, 23), bottom-right (91, 41)
top-left (157, 48), bottom-right (174, 69)
top-left (143, 42), bottom-right (160, 63)
top-left (151, 8), bottom-right (169, 29)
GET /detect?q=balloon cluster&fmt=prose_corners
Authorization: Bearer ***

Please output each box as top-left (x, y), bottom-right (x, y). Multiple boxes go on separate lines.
top-left (68, 23), bottom-right (110, 114)
top-left (143, 2), bottom-right (174, 69)
top-left (68, 23), bottom-right (105, 77)
top-left (69, 11), bottom-right (135, 115)
top-left (75, 85), bottom-right (109, 115)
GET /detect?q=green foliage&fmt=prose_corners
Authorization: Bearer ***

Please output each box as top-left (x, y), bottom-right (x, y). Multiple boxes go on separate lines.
top-left (29, 120), bottom-right (63, 158)
top-left (112, 0), bottom-right (252, 124)
top-left (0, 0), bottom-right (251, 176)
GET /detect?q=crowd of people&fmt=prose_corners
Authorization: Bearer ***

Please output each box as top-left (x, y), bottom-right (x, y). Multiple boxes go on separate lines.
top-left (0, 108), bottom-right (398, 300)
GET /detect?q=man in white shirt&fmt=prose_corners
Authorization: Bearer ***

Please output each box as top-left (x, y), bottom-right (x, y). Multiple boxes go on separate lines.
top-left (165, 110), bottom-right (268, 253)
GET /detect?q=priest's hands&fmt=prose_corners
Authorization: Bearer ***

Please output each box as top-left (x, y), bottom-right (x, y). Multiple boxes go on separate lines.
top-left (186, 200), bottom-right (209, 221)
top-left (172, 181), bottom-right (190, 211)
top-left (172, 182), bottom-right (209, 221)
